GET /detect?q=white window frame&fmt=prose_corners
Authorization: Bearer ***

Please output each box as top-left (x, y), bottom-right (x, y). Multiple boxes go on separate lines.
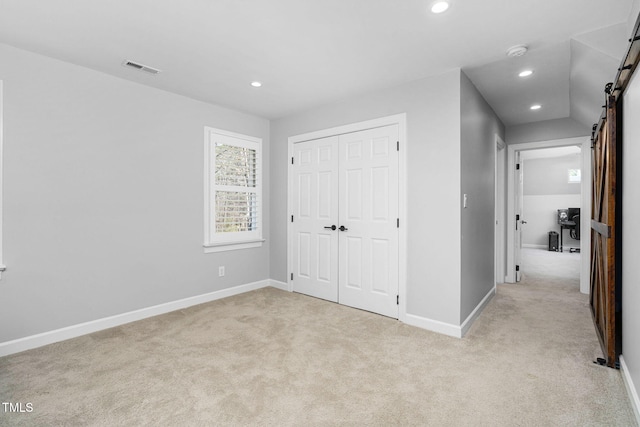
top-left (568, 168), bottom-right (581, 183)
top-left (203, 127), bottom-right (263, 253)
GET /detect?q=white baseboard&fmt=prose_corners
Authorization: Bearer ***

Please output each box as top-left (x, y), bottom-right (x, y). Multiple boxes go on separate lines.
top-left (404, 286), bottom-right (495, 339)
top-left (0, 279), bottom-right (281, 357)
top-left (522, 243), bottom-right (580, 251)
top-left (404, 314), bottom-right (462, 338)
top-left (0, 278), bottom-right (493, 357)
top-left (620, 355), bottom-right (640, 425)
top-left (268, 279), bottom-right (288, 291)
top-left (461, 286), bottom-right (495, 337)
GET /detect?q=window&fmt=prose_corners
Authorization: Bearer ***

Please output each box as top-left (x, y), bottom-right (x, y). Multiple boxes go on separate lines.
top-left (204, 127), bottom-right (262, 252)
top-left (568, 168), bottom-right (581, 183)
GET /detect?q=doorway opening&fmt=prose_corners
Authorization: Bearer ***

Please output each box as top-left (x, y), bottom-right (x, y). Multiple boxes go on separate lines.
top-left (504, 137), bottom-right (591, 294)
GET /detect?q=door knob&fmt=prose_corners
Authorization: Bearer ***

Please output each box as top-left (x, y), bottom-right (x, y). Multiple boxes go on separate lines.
top-left (521, 220), bottom-right (527, 224)
top-left (339, 225), bottom-right (348, 231)
top-left (324, 225), bottom-right (337, 230)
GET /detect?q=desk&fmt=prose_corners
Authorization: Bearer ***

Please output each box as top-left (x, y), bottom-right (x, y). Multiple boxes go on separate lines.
top-left (559, 220), bottom-right (576, 252)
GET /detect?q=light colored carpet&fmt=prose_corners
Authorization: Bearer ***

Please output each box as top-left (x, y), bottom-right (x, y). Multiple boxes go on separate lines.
top-left (1, 249), bottom-right (637, 426)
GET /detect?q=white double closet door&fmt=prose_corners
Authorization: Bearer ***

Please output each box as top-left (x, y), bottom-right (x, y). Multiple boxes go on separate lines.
top-left (291, 124), bottom-right (399, 318)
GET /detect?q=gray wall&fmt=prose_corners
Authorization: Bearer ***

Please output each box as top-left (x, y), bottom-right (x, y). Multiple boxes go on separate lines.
top-left (270, 70), bottom-right (463, 325)
top-left (523, 194), bottom-right (581, 248)
top-left (629, 0), bottom-right (640, 36)
top-left (622, 58), bottom-right (640, 417)
top-left (522, 156), bottom-right (581, 248)
top-left (523, 156), bottom-right (582, 196)
top-left (506, 117), bottom-right (589, 145)
top-left (0, 43), bottom-right (270, 342)
top-left (0, 44), bottom-right (506, 342)
top-left (459, 72), bottom-right (505, 323)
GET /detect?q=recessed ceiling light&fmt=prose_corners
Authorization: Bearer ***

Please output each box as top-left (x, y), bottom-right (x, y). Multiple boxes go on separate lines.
top-left (530, 104), bottom-right (542, 110)
top-left (251, 81), bottom-right (262, 88)
top-left (431, 1), bottom-right (449, 13)
top-left (519, 70), bottom-right (534, 78)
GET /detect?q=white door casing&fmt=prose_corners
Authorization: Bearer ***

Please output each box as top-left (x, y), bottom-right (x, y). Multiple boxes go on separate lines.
top-left (495, 135), bottom-right (506, 284)
top-left (514, 151), bottom-right (523, 282)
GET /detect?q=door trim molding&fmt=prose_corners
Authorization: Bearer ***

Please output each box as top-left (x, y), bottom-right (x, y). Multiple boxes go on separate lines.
top-left (506, 136), bottom-right (591, 294)
top-left (287, 113), bottom-right (407, 321)
top-left (495, 134), bottom-right (506, 284)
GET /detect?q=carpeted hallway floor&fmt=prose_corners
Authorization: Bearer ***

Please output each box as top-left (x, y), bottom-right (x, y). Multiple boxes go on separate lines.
top-left (0, 248), bottom-right (637, 426)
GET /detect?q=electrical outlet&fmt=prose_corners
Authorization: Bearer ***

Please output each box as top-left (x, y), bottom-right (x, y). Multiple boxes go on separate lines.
top-left (218, 266), bottom-right (225, 277)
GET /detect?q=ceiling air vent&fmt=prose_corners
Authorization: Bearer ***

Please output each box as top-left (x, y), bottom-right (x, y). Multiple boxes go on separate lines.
top-left (506, 45), bottom-right (528, 58)
top-left (122, 60), bottom-right (161, 75)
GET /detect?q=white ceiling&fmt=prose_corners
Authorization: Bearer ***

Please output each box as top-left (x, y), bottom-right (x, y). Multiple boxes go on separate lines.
top-left (0, 0), bottom-right (635, 126)
top-left (464, 41), bottom-right (573, 126)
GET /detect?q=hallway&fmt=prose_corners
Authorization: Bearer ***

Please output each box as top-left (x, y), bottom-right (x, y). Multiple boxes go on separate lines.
top-left (482, 247), bottom-right (636, 424)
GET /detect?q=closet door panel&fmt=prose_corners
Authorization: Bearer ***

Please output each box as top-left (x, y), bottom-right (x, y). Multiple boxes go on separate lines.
top-left (338, 125), bottom-right (399, 318)
top-left (291, 136), bottom-right (339, 302)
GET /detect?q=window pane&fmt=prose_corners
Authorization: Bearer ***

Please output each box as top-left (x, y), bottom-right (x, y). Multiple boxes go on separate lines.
top-left (568, 169), bottom-right (581, 183)
top-left (215, 143), bottom-right (257, 187)
top-left (215, 191), bottom-right (258, 233)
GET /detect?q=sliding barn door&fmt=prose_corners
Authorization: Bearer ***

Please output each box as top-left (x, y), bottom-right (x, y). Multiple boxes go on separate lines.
top-left (590, 94), bottom-right (621, 368)
top-left (291, 136), bottom-right (339, 302)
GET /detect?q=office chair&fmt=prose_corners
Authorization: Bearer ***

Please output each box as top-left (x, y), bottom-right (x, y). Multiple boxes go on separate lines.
top-left (570, 214), bottom-right (580, 253)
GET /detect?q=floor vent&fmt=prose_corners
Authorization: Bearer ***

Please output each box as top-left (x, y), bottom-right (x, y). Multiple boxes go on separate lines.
top-left (122, 60), bottom-right (161, 75)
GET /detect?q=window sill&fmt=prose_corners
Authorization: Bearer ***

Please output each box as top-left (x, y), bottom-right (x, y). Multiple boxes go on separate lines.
top-left (203, 239), bottom-right (265, 253)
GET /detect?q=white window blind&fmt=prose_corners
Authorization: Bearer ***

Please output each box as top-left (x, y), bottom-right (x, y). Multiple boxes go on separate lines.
top-left (204, 128), bottom-right (262, 252)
